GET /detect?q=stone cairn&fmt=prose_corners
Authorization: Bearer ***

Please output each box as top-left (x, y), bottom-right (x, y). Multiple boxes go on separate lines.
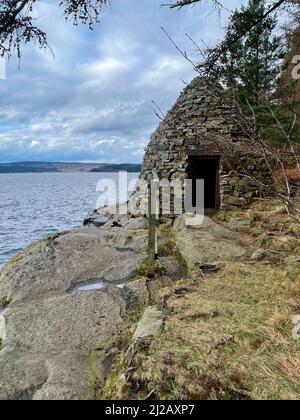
top-left (129, 76), bottom-right (261, 217)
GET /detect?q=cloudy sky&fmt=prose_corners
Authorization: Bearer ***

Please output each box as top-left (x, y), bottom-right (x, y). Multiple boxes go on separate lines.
top-left (0, 0), bottom-right (244, 163)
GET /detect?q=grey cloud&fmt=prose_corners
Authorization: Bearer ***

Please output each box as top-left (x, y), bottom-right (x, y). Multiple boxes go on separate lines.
top-left (0, 0), bottom-right (244, 163)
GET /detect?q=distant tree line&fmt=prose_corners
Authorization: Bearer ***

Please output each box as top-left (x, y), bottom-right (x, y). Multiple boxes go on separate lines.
top-left (90, 164), bottom-right (141, 173)
top-left (0, 162), bottom-right (141, 173)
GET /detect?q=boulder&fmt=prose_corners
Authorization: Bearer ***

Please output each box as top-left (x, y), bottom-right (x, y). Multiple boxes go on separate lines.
top-left (174, 215), bottom-right (245, 266)
top-left (0, 227), bottom-right (148, 400)
top-left (0, 228), bottom-right (147, 304)
top-left (83, 211), bottom-right (108, 228)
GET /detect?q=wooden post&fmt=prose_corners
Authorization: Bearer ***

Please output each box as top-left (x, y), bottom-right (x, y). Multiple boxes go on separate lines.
top-left (148, 171), bottom-right (159, 262)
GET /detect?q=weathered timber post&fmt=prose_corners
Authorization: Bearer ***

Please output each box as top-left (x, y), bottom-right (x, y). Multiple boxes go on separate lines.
top-left (148, 170), bottom-right (159, 262)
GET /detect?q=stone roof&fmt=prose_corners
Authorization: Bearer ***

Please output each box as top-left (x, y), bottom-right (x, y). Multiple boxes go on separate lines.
top-left (141, 76), bottom-right (253, 180)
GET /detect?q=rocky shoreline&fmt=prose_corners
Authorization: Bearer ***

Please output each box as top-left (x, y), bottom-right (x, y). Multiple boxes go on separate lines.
top-left (0, 207), bottom-right (245, 400)
top-left (0, 207), bottom-right (152, 400)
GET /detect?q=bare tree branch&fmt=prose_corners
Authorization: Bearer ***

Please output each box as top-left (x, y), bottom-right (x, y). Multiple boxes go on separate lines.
top-left (151, 100), bottom-right (166, 121)
top-left (0, 0), bottom-right (109, 58)
top-left (162, 0), bottom-right (225, 11)
top-left (161, 26), bottom-right (200, 74)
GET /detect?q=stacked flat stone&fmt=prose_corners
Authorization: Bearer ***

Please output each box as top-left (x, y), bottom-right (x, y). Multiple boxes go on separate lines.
top-left (130, 76), bottom-right (260, 214)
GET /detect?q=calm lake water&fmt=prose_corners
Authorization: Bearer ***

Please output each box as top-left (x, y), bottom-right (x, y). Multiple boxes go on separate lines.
top-left (0, 172), bottom-right (139, 268)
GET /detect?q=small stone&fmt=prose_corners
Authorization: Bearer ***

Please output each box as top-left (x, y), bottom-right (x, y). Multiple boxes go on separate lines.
top-left (199, 263), bottom-right (221, 275)
top-left (133, 306), bottom-right (164, 340)
top-left (250, 249), bottom-right (267, 261)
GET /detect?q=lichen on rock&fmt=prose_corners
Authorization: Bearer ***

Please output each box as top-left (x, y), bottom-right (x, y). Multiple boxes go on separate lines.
top-left (0, 227), bottom-right (148, 400)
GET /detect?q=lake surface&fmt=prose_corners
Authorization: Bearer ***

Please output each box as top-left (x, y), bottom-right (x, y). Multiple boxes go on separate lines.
top-left (0, 172), bottom-right (139, 268)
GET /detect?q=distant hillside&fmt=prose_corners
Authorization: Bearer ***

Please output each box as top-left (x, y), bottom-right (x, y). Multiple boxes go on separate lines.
top-left (0, 162), bottom-right (141, 174)
top-left (89, 164), bottom-right (141, 173)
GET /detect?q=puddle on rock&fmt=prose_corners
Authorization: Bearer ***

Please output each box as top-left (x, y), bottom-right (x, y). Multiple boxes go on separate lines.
top-left (69, 281), bottom-right (128, 294)
top-left (69, 281), bottom-right (106, 292)
top-left (77, 282), bottom-right (105, 291)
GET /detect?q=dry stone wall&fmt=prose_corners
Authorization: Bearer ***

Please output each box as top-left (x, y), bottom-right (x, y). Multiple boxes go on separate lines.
top-left (130, 77), bottom-right (261, 214)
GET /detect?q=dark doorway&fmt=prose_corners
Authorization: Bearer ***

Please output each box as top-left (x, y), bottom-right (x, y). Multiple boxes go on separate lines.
top-left (188, 157), bottom-right (220, 210)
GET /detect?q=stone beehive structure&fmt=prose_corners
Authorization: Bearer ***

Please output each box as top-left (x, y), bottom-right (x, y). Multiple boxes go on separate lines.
top-left (130, 76), bottom-right (258, 214)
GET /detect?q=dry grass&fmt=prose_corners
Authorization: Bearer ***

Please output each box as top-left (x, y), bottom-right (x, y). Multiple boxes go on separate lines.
top-left (215, 200), bottom-right (300, 267)
top-left (101, 202), bottom-right (300, 400)
top-left (102, 260), bottom-right (300, 400)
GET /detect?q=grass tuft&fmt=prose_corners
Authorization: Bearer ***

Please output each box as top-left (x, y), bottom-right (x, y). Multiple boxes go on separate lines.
top-left (101, 200), bottom-right (300, 400)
